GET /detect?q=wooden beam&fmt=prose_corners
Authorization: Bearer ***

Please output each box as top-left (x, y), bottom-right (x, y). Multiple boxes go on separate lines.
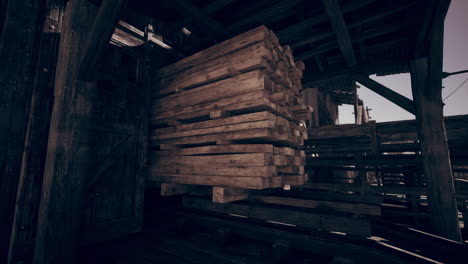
top-left (277, 0), bottom-right (376, 43)
top-left (226, 0), bottom-right (303, 33)
top-left (33, 1), bottom-right (101, 263)
top-left (7, 2), bottom-right (64, 263)
top-left (353, 74), bottom-right (415, 115)
top-left (320, 0), bottom-right (357, 66)
top-left (172, 0), bottom-right (227, 40)
top-left (79, 0), bottom-right (127, 80)
top-left (0, 0), bottom-right (48, 261)
top-left (409, 0), bottom-right (461, 241)
top-left (202, 0), bottom-right (235, 14)
top-left (212, 187), bottom-right (249, 203)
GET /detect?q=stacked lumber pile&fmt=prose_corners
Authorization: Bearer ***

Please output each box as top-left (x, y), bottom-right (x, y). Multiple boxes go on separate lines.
top-left (149, 26), bottom-right (312, 193)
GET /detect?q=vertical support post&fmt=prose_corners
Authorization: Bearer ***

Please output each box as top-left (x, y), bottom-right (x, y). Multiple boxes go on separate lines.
top-left (410, 3), bottom-right (462, 240)
top-left (7, 2), bottom-right (65, 263)
top-left (0, 0), bottom-right (46, 262)
top-left (33, 1), bottom-right (100, 263)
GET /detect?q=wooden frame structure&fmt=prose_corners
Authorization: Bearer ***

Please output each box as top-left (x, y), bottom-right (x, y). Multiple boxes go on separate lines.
top-left (0, 0), bottom-right (464, 263)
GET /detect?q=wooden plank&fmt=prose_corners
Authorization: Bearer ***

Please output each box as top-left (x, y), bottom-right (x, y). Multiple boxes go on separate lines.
top-left (183, 197), bottom-right (372, 237)
top-left (151, 128), bottom-right (300, 147)
top-left (212, 187), bottom-right (249, 203)
top-left (153, 111), bottom-right (276, 135)
top-left (152, 90), bottom-right (271, 122)
top-left (151, 153), bottom-right (274, 167)
top-left (156, 26), bottom-right (269, 79)
top-left (151, 174), bottom-right (278, 189)
top-left (78, 0), bottom-right (127, 80)
top-left (282, 174), bottom-right (307, 186)
top-left (154, 42), bottom-right (272, 96)
top-left (152, 120), bottom-right (275, 140)
top-left (152, 165), bottom-right (277, 177)
top-left (153, 70), bottom-right (273, 113)
top-left (161, 183), bottom-right (192, 196)
top-left (353, 74), bottom-right (415, 115)
top-left (320, 0), bottom-right (356, 66)
top-left (250, 196), bottom-right (381, 216)
top-left (152, 144), bottom-right (274, 156)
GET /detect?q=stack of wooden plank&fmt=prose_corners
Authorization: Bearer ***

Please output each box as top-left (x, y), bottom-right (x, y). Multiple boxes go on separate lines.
top-left (149, 26), bottom-right (312, 192)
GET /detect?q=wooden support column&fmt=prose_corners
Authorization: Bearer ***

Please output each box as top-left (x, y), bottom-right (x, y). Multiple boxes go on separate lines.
top-left (33, 0), bottom-right (126, 263)
top-left (7, 1), bottom-right (65, 263)
top-left (409, 0), bottom-right (461, 241)
top-left (0, 0), bottom-right (46, 262)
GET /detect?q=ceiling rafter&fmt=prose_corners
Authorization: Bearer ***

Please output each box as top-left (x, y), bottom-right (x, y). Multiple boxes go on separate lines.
top-left (320, 0), bottom-right (357, 67)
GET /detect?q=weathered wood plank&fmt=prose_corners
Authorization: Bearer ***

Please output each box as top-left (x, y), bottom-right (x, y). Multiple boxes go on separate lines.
top-left (151, 153), bottom-right (274, 167)
top-left (153, 70), bottom-right (273, 114)
top-left (212, 187), bottom-right (249, 203)
top-left (183, 197), bottom-right (372, 237)
top-left (161, 183), bottom-right (192, 196)
top-left (151, 174), bottom-right (280, 189)
top-left (156, 26), bottom-right (269, 79)
top-left (152, 165), bottom-right (277, 177)
top-left (250, 196), bottom-right (381, 216)
top-left (153, 144), bottom-right (274, 156)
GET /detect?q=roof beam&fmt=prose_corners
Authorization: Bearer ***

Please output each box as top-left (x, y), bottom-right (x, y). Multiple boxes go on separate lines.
top-left (172, 0), bottom-right (227, 40)
top-left (321, 0), bottom-right (357, 66)
top-left (353, 74), bottom-right (415, 114)
top-left (202, 0), bottom-right (235, 14)
top-left (226, 0), bottom-right (303, 33)
top-left (290, 2), bottom-right (415, 49)
top-left (79, 0), bottom-right (127, 80)
top-left (278, 0), bottom-right (376, 43)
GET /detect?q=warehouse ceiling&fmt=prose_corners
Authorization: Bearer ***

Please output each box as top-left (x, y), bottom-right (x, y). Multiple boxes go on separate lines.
top-left (119, 0), bottom-right (438, 105)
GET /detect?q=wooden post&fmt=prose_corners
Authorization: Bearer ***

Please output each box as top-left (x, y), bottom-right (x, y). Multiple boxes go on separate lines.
top-left (0, 0), bottom-right (47, 262)
top-left (33, 1), bottom-right (126, 263)
top-left (409, 0), bottom-right (461, 241)
top-left (7, 1), bottom-right (65, 263)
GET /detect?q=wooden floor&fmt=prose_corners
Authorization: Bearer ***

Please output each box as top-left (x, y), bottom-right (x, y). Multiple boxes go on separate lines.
top-left (81, 192), bottom-right (468, 264)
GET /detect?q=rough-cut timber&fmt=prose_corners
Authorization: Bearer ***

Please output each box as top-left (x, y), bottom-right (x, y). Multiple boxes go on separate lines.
top-left (149, 26), bottom-right (311, 195)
